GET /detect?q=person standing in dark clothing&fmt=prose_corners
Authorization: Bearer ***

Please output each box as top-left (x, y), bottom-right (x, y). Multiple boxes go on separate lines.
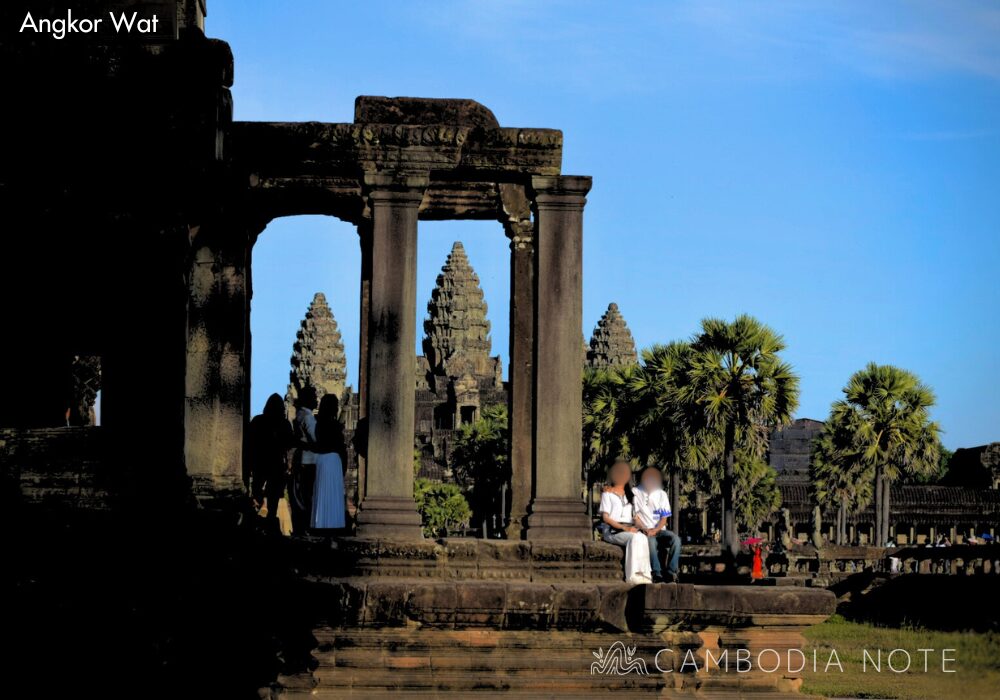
top-left (246, 393), bottom-right (293, 523)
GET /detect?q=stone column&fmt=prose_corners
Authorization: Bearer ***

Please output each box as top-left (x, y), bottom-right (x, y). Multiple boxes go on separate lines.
top-left (524, 175), bottom-right (593, 541)
top-left (355, 173), bottom-right (426, 539)
top-left (184, 221), bottom-right (255, 502)
top-left (355, 220), bottom-right (373, 505)
top-left (500, 183), bottom-right (536, 539)
top-left (504, 218), bottom-right (534, 539)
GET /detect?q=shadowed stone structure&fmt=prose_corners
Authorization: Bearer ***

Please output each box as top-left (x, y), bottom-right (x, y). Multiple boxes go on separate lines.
top-left (212, 96), bottom-right (592, 540)
top-left (766, 421), bottom-right (1000, 545)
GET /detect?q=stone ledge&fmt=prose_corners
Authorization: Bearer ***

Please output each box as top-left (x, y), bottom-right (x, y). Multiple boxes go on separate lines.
top-left (277, 618), bottom-right (836, 697)
top-left (306, 578), bottom-right (835, 634)
top-left (290, 536), bottom-right (626, 583)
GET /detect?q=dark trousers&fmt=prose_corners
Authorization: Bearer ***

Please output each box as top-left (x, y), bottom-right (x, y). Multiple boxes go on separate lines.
top-left (648, 529), bottom-right (681, 575)
top-left (263, 471), bottom-right (286, 520)
top-left (290, 463), bottom-right (315, 533)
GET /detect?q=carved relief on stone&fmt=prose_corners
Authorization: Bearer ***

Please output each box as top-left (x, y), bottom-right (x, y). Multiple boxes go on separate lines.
top-left (285, 292), bottom-right (347, 414)
top-left (587, 302), bottom-right (638, 369)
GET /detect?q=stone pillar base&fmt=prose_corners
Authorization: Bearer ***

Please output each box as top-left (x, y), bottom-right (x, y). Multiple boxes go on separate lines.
top-left (355, 496), bottom-right (424, 539)
top-left (524, 497), bottom-right (592, 540)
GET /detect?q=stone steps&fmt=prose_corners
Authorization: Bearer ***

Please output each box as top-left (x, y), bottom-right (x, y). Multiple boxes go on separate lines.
top-left (271, 626), bottom-right (815, 697)
top-left (284, 628), bottom-right (670, 694)
top-left (267, 561), bottom-right (836, 697)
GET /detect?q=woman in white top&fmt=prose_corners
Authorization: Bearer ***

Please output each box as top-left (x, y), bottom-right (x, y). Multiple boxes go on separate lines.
top-left (290, 385), bottom-right (319, 533)
top-left (598, 460), bottom-right (652, 585)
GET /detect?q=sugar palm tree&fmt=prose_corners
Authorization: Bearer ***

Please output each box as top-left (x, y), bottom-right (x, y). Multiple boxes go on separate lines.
top-left (676, 315), bottom-right (800, 557)
top-left (627, 341), bottom-right (709, 536)
top-left (733, 450), bottom-right (782, 535)
top-left (582, 366), bottom-right (637, 507)
top-left (810, 408), bottom-right (873, 545)
top-left (830, 363), bottom-right (941, 545)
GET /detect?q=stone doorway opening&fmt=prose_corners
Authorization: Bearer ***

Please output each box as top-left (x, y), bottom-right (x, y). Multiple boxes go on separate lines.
top-left (249, 214), bottom-right (362, 513)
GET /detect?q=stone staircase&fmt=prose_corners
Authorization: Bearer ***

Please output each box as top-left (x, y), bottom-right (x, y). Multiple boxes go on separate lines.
top-left (275, 626), bottom-right (815, 698)
top-left (279, 628), bottom-right (672, 696)
top-left (261, 546), bottom-right (836, 699)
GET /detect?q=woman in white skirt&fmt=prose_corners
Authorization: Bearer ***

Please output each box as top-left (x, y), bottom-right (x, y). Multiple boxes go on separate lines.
top-left (311, 393), bottom-right (347, 530)
top-left (598, 459), bottom-right (652, 585)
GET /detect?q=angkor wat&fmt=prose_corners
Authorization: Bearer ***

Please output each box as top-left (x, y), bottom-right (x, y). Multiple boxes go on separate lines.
top-left (3, 2), bottom-right (996, 697)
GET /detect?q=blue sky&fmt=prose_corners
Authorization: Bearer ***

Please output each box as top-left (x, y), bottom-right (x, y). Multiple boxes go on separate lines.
top-left (213, 1), bottom-right (1000, 449)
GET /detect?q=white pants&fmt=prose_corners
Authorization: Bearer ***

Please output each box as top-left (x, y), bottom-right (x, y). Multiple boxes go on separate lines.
top-left (604, 530), bottom-right (653, 584)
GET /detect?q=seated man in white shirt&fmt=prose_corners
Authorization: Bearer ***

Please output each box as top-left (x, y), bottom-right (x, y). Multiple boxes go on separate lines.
top-left (633, 465), bottom-right (681, 583)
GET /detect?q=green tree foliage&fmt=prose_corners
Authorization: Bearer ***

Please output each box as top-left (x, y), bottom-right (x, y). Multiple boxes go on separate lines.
top-left (582, 366), bottom-right (637, 486)
top-left (450, 404), bottom-right (510, 535)
top-left (626, 342), bottom-right (712, 534)
top-left (734, 451), bottom-right (782, 534)
top-left (810, 407), bottom-right (873, 544)
top-left (413, 477), bottom-right (471, 538)
top-left (906, 446), bottom-right (951, 484)
top-left (675, 315), bottom-right (800, 556)
top-left (814, 363), bottom-right (941, 545)
top-left (582, 324), bottom-right (792, 546)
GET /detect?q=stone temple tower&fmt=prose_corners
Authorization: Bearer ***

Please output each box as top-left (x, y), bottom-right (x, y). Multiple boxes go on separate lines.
top-left (285, 292), bottom-right (347, 414)
top-left (587, 302), bottom-right (638, 369)
top-left (414, 241), bottom-right (504, 477)
top-left (422, 241), bottom-right (496, 383)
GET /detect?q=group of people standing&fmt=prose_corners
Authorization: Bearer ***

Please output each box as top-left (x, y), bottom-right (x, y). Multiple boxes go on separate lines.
top-left (245, 386), bottom-right (347, 533)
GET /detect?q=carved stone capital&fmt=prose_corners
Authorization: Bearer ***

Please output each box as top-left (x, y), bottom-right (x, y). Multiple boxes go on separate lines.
top-left (363, 171), bottom-right (429, 207)
top-left (529, 175), bottom-right (592, 211)
top-left (504, 219), bottom-right (534, 251)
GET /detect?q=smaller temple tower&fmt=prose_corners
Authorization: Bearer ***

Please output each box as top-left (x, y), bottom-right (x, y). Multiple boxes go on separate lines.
top-left (285, 292), bottom-right (348, 416)
top-left (586, 302), bottom-right (638, 369)
top-left (422, 242), bottom-right (498, 384)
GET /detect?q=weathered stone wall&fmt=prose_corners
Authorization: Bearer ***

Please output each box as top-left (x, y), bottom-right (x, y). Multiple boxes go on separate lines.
top-left (768, 418), bottom-right (824, 482)
top-left (0, 427), bottom-right (111, 510)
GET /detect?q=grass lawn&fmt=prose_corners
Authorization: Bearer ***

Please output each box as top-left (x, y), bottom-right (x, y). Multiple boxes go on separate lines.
top-left (800, 615), bottom-right (1000, 699)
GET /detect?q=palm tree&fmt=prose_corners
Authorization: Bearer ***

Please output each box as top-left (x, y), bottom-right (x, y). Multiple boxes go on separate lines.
top-left (582, 366), bottom-right (637, 510)
top-left (733, 450), bottom-right (782, 535)
top-left (628, 342), bottom-right (706, 536)
top-left (830, 364), bottom-right (941, 545)
top-left (451, 403), bottom-right (510, 536)
top-left (810, 408), bottom-right (873, 545)
top-left (676, 315), bottom-right (800, 557)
